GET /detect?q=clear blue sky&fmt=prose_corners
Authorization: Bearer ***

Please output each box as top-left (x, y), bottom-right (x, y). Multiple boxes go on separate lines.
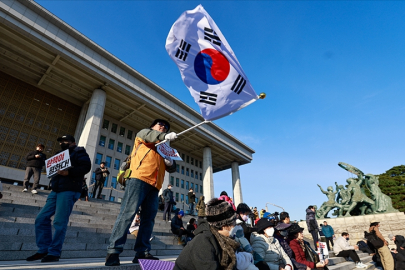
top-left (37, 0), bottom-right (405, 221)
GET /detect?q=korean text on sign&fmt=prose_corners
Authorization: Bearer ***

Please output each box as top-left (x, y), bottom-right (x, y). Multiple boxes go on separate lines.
top-left (45, 150), bottom-right (71, 178)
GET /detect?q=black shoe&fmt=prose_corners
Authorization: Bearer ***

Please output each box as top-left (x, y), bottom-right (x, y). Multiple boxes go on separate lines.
top-left (132, 252), bottom-right (159, 263)
top-left (26, 252), bottom-right (48, 261)
top-left (105, 253), bottom-right (120, 266)
top-left (41, 255), bottom-right (60, 262)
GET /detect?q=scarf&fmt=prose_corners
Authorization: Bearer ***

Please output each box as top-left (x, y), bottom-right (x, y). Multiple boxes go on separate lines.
top-left (210, 227), bottom-right (240, 270)
top-left (298, 238), bottom-right (306, 252)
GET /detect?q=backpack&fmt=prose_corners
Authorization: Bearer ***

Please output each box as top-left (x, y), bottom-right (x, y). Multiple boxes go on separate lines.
top-left (364, 230), bottom-right (384, 249)
top-left (117, 155), bottom-right (132, 187)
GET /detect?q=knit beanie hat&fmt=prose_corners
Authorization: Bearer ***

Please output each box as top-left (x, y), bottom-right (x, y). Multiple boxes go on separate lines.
top-left (206, 198), bottom-right (236, 229)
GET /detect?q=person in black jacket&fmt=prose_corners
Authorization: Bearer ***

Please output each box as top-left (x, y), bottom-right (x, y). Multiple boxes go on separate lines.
top-left (26, 135), bottom-right (91, 263)
top-left (236, 203), bottom-right (256, 243)
top-left (306, 205), bottom-right (319, 248)
top-left (389, 234), bottom-right (405, 257)
top-left (188, 188), bottom-right (196, 215)
top-left (23, 144), bottom-right (46, 194)
top-left (92, 162), bottom-right (110, 199)
top-left (171, 210), bottom-right (187, 245)
top-left (162, 184), bottom-right (174, 221)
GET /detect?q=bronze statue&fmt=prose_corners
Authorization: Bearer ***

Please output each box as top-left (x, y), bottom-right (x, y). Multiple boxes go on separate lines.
top-left (315, 162), bottom-right (398, 218)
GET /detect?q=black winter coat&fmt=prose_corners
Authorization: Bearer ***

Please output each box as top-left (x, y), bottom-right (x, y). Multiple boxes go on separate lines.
top-left (163, 188), bottom-right (174, 203)
top-left (26, 150), bottom-right (46, 168)
top-left (306, 208), bottom-right (318, 232)
top-left (171, 215), bottom-right (184, 232)
top-left (50, 145), bottom-right (91, 193)
top-left (394, 252), bottom-right (405, 270)
top-left (394, 235), bottom-right (405, 256)
top-left (95, 167), bottom-right (109, 182)
top-left (174, 219), bottom-right (228, 270)
top-left (188, 191), bottom-right (195, 203)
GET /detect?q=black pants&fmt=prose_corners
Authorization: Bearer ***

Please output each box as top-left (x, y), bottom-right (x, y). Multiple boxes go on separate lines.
top-left (325, 236), bottom-right (334, 251)
top-left (172, 228), bottom-right (189, 237)
top-left (255, 261), bottom-right (270, 270)
top-left (310, 230), bottom-right (319, 248)
top-left (337, 250), bottom-right (361, 263)
top-left (163, 202), bottom-right (172, 221)
top-left (92, 180), bottom-right (104, 198)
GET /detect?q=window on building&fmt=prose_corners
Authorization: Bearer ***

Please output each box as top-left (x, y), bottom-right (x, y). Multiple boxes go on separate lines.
top-left (195, 184), bottom-right (198, 193)
top-left (114, 159), bottom-right (120, 170)
top-left (104, 175), bottom-right (109, 187)
top-left (200, 161), bottom-right (202, 168)
top-left (181, 153), bottom-right (185, 160)
top-left (191, 158), bottom-right (194, 165)
top-left (181, 166), bottom-right (184, 175)
top-left (109, 196), bottom-right (115, 202)
top-left (125, 145), bottom-right (131, 155)
top-left (105, 156), bottom-right (112, 168)
top-left (119, 127), bottom-right (125, 137)
top-left (191, 183), bottom-right (194, 190)
top-left (127, 130), bottom-right (133, 140)
top-left (186, 181), bottom-right (189, 190)
top-left (201, 185), bottom-right (203, 192)
top-left (176, 193), bottom-right (179, 202)
top-left (96, 153), bottom-right (103, 164)
top-left (186, 196), bottom-right (189, 204)
top-left (181, 194), bottom-right (184, 202)
top-left (117, 142), bottom-right (123, 153)
top-left (186, 168), bottom-right (189, 176)
top-left (181, 179), bottom-right (184, 189)
top-left (108, 139), bottom-right (115, 150)
top-left (186, 156), bottom-right (189, 163)
top-left (91, 172), bottom-right (96, 184)
top-left (111, 123), bottom-right (118, 133)
top-left (191, 170), bottom-right (194, 178)
top-left (176, 164), bottom-right (180, 173)
top-left (196, 197), bottom-right (199, 203)
top-left (102, 119), bottom-right (109, 130)
top-left (170, 176), bottom-right (174, 186)
top-left (200, 173), bottom-right (202, 180)
top-left (99, 135), bottom-right (106, 147)
top-left (111, 176), bottom-right (117, 189)
top-left (176, 178), bottom-right (179, 187)
top-left (195, 173), bottom-right (198, 180)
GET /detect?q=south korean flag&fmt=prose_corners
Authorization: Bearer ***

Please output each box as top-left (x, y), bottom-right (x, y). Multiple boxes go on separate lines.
top-left (166, 5), bottom-right (259, 121)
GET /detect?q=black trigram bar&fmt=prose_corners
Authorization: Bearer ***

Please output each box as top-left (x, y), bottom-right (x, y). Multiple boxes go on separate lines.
top-left (204, 27), bottom-right (221, 46)
top-left (175, 39), bottom-right (191, 61)
top-left (199, 91), bottom-right (217, 105)
top-left (231, 75), bottom-right (246, 95)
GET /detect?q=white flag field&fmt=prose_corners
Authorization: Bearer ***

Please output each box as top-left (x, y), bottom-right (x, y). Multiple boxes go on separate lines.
top-left (166, 5), bottom-right (259, 121)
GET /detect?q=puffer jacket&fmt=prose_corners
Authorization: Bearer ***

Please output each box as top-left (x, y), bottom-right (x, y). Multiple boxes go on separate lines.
top-left (306, 208), bottom-right (318, 232)
top-left (26, 150), bottom-right (46, 168)
top-left (50, 145), bottom-right (91, 193)
top-left (129, 129), bottom-right (176, 190)
top-left (250, 232), bottom-right (293, 270)
top-left (196, 196), bottom-right (206, 217)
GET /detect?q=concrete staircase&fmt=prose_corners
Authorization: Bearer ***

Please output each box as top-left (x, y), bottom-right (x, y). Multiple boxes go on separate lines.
top-left (0, 182), bottom-right (188, 261)
top-left (0, 182), bottom-right (380, 270)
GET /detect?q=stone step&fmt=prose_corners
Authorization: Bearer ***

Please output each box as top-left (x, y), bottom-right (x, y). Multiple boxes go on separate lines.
top-left (0, 256), bottom-right (178, 270)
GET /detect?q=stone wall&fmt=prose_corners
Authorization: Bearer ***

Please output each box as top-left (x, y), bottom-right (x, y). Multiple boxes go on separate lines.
top-left (299, 212), bottom-right (405, 249)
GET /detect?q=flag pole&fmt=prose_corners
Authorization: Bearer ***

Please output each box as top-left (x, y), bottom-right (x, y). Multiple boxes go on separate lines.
top-left (155, 120), bottom-right (210, 146)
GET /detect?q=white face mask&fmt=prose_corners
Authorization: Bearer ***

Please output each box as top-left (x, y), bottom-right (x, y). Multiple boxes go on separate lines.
top-left (265, 227), bottom-right (274, 237)
top-left (241, 214), bottom-right (249, 222)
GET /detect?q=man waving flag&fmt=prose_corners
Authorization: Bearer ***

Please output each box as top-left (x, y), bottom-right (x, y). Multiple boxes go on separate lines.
top-left (166, 5), bottom-right (259, 121)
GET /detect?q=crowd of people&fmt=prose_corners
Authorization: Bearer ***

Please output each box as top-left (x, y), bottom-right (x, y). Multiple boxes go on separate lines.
top-left (14, 119), bottom-right (403, 270)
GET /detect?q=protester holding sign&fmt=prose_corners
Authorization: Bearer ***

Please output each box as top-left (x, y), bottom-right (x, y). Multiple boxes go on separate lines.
top-left (106, 119), bottom-right (177, 266)
top-left (26, 135), bottom-right (91, 263)
top-left (23, 144), bottom-right (46, 194)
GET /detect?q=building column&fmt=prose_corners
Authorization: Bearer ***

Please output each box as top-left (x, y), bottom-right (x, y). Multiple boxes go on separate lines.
top-left (203, 146), bottom-right (214, 201)
top-left (74, 102), bottom-right (89, 142)
top-left (77, 89), bottom-right (106, 186)
top-left (232, 161), bottom-right (243, 207)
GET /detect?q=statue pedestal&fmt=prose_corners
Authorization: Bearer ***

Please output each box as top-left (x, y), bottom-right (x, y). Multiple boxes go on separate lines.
top-left (299, 212), bottom-right (405, 249)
